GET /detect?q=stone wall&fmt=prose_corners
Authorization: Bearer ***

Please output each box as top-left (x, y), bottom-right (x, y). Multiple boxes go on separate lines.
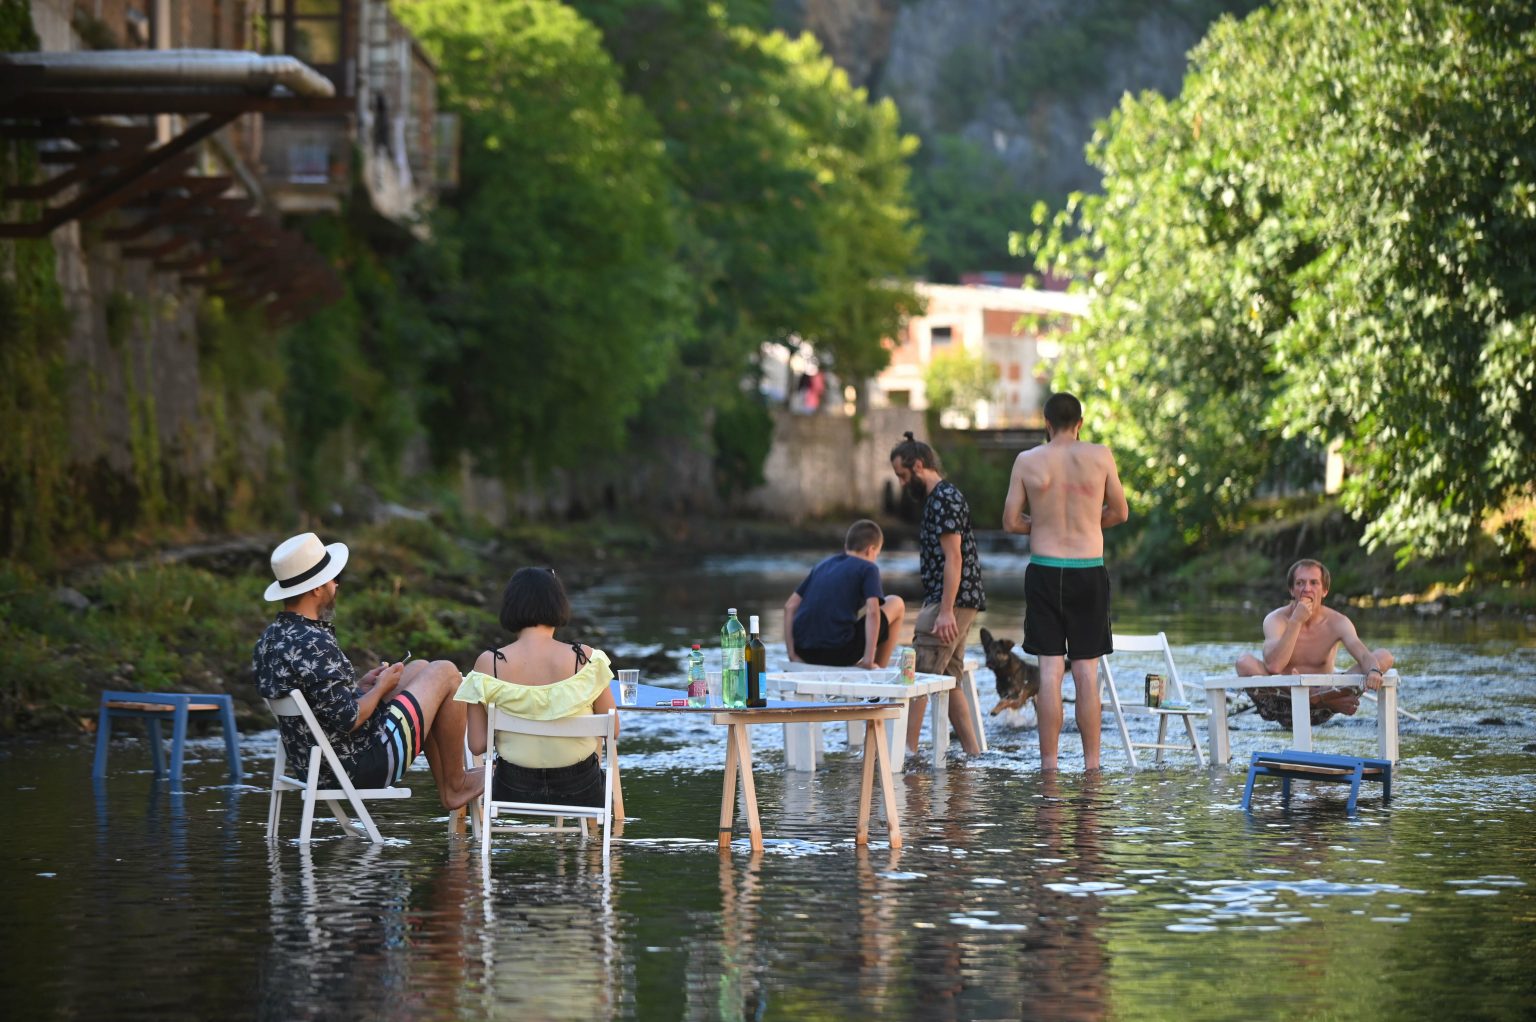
top-left (745, 407), bottom-right (923, 522)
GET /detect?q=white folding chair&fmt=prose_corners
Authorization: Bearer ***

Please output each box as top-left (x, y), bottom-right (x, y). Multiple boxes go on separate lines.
top-left (265, 689), bottom-right (412, 843)
top-left (1100, 632), bottom-right (1209, 769)
top-left (480, 707), bottom-right (619, 870)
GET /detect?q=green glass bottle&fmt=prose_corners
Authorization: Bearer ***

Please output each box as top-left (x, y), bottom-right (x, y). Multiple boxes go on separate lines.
top-left (745, 614), bottom-right (767, 708)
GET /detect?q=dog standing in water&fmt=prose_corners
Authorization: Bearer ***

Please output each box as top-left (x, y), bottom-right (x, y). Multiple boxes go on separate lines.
top-left (980, 627), bottom-right (1041, 727)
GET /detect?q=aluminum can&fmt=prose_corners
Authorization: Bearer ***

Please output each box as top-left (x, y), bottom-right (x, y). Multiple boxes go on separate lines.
top-left (1144, 673), bottom-right (1165, 708)
top-left (899, 646), bottom-right (917, 685)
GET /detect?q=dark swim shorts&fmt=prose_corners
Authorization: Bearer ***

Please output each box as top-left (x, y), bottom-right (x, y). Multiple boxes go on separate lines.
top-left (1022, 557), bottom-right (1113, 660)
top-left (798, 610), bottom-right (891, 667)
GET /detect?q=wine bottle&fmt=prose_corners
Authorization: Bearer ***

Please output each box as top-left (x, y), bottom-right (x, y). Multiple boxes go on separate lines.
top-left (745, 614), bottom-right (767, 708)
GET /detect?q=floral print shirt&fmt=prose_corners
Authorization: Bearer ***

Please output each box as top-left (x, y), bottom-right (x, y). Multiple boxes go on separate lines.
top-left (918, 479), bottom-right (987, 611)
top-left (253, 611), bottom-right (383, 769)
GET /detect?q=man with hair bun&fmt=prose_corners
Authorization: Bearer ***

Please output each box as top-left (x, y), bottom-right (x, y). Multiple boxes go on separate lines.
top-left (890, 432), bottom-right (984, 757)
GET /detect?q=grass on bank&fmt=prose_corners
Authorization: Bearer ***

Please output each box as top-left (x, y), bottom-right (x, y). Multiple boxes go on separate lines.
top-left (0, 517), bottom-right (508, 732)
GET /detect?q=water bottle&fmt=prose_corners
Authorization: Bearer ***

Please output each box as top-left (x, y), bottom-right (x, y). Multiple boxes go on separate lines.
top-left (687, 643), bottom-right (706, 706)
top-left (721, 608), bottom-right (746, 708)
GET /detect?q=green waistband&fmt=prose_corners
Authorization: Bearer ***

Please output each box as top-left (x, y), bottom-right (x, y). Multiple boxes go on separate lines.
top-left (1030, 554), bottom-right (1104, 568)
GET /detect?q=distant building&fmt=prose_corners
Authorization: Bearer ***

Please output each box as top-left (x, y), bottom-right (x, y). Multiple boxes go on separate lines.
top-left (871, 282), bottom-right (1089, 428)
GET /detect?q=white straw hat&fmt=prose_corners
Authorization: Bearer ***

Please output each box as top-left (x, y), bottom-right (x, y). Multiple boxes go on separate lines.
top-left (264, 532), bottom-right (349, 601)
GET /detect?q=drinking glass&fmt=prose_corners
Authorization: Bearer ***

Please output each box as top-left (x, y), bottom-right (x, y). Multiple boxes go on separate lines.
top-left (705, 670), bottom-right (722, 707)
top-left (617, 669), bottom-right (639, 706)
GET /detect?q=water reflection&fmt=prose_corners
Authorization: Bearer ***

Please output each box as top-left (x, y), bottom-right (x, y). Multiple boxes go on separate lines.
top-left (4, 554), bottom-right (1536, 1020)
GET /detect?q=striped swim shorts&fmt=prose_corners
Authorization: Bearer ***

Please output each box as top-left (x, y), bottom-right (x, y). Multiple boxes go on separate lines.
top-left (343, 690), bottom-right (426, 788)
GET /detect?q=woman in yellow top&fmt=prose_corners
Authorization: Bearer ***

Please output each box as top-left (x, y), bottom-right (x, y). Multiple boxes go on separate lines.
top-left (456, 567), bottom-right (617, 808)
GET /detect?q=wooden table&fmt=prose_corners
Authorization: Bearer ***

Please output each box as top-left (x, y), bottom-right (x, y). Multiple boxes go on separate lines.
top-left (764, 671), bottom-right (957, 774)
top-left (619, 693), bottom-right (904, 854)
top-left (1203, 671), bottom-right (1401, 765)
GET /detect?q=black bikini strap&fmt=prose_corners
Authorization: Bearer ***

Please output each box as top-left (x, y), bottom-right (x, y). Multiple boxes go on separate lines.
top-left (489, 647), bottom-right (506, 679)
top-left (571, 641), bottom-right (589, 671)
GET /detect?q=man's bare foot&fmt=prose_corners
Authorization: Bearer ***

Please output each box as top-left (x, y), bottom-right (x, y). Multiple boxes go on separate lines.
top-left (440, 767), bottom-right (486, 811)
top-left (1316, 687), bottom-right (1361, 716)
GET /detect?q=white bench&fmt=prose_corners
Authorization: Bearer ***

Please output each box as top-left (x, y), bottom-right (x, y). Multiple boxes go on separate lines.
top-left (1203, 671), bottom-right (1400, 765)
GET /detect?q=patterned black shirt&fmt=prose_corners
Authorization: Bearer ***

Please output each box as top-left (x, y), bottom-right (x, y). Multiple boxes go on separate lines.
top-left (918, 479), bottom-right (986, 611)
top-left (253, 611), bottom-right (384, 769)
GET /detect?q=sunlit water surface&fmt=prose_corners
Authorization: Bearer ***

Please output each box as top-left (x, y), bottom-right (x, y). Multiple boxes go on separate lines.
top-left (3, 549), bottom-right (1534, 1020)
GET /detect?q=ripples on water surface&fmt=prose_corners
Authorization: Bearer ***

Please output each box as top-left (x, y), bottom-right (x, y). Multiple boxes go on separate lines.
top-left (3, 552), bottom-right (1534, 1020)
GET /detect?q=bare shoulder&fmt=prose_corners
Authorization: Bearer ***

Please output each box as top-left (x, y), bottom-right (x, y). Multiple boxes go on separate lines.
top-left (472, 647), bottom-right (499, 674)
top-left (1322, 606), bottom-right (1359, 635)
top-left (1261, 605), bottom-right (1289, 631)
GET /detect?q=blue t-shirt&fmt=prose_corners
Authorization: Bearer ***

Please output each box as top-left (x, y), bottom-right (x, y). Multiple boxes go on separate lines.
top-left (792, 553), bottom-right (885, 651)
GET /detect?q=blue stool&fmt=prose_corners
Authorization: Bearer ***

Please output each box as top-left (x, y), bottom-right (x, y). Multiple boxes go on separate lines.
top-left (1241, 749), bottom-right (1391, 816)
top-left (93, 691), bottom-right (242, 784)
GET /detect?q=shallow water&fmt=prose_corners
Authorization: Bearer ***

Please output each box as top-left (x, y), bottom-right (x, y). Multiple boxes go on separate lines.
top-left (3, 550), bottom-right (1534, 1020)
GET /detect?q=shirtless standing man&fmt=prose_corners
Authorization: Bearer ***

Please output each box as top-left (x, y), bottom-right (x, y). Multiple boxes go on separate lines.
top-left (1002, 393), bottom-right (1129, 771)
top-left (1235, 559), bottom-right (1395, 725)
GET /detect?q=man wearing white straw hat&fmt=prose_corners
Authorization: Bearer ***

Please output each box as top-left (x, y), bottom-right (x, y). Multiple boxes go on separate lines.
top-left (253, 532), bottom-right (483, 809)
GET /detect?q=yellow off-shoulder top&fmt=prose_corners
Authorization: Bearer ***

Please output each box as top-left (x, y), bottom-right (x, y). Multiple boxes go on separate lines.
top-left (454, 649), bottom-right (613, 768)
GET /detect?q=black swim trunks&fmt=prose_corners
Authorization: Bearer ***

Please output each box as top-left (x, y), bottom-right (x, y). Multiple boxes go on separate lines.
top-left (798, 611), bottom-right (891, 667)
top-left (1022, 557), bottom-right (1112, 659)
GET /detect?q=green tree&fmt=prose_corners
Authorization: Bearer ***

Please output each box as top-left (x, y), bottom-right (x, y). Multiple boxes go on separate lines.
top-left (567, 0), bottom-right (922, 408)
top-left (397, 0), bottom-right (691, 475)
top-left (1030, 0), bottom-right (1536, 561)
top-left (923, 349), bottom-right (998, 430)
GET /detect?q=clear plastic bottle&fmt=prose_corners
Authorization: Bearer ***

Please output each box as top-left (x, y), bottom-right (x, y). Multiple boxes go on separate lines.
top-left (721, 608), bottom-right (746, 708)
top-left (687, 643), bottom-right (706, 706)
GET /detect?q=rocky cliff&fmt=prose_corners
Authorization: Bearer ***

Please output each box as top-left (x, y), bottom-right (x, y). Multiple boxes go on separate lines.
top-left (778, 0), bottom-right (1264, 273)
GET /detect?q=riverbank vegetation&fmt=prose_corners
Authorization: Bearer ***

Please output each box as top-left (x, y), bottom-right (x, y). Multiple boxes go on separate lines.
top-left (1025, 0), bottom-right (1536, 576)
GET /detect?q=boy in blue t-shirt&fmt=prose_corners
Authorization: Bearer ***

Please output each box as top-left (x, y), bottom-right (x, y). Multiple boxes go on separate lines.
top-left (784, 519), bottom-right (907, 669)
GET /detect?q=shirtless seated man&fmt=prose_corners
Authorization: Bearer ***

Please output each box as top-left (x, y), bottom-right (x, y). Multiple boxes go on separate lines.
top-left (1235, 558), bottom-right (1395, 726)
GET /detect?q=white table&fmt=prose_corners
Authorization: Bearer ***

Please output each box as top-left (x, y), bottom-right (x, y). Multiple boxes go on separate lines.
top-left (765, 670), bottom-right (958, 774)
top-left (1203, 671), bottom-right (1401, 765)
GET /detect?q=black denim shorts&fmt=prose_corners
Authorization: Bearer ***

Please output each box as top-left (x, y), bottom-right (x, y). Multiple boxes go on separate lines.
top-left (492, 753), bottom-right (606, 808)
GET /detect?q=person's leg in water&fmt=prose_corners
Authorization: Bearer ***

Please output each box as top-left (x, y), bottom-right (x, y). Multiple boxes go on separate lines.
top-left (1037, 654), bottom-right (1067, 771)
top-left (394, 660), bottom-right (484, 809)
top-left (1069, 657), bottom-right (1102, 771)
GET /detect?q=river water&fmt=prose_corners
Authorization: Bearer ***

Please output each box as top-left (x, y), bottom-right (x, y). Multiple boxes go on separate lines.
top-left (3, 548), bottom-right (1534, 1020)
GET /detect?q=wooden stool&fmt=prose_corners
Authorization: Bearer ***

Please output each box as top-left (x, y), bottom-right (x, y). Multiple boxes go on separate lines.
top-left (1240, 749), bottom-right (1391, 816)
top-left (93, 691), bottom-right (242, 784)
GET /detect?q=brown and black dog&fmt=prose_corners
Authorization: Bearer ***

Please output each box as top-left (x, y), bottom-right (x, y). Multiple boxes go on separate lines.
top-left (980, 627), bottom-right (1041, 716)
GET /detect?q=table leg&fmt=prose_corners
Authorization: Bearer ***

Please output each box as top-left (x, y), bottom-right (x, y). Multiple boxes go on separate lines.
top-left (870, 719), bottom-right (903, 850)
top-left (733, 723), bottom-right (763, 854)
top-left (718, 723), bottom-right (740, 852)
top-left (856, 720), bottom-right (877, 846)
top-left (147, 717), bottom-right (166, 777)
top-left (92, 700), bottom-right (113, 779)
top-left (218, 697), bottom-right (243, 782)
top-left (1379, 683), bottom-right (1399, 762)
top-left (169, 701), bottom-right (190, 786)
top-left (1290, 687), bottom-right (1312, 751)
top-left (886, 702), bottom-right (907, 777)
top-left (1155, 713), bottom-right (1168, 765)
top-left (1208, 690), bottom-right (1230, 765)
top-left (931, 691), bottom-right (951, 770)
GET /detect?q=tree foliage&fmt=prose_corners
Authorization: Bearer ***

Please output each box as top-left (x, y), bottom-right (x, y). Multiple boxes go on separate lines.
top-left (1030, 0), bottom-right (1536, 561)
top-left (399, 0), bottom-right (689, 475)
top-left (923, 349), bottom-right (998, 429)
top-left (567, 0), bottom-right (922, 400)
